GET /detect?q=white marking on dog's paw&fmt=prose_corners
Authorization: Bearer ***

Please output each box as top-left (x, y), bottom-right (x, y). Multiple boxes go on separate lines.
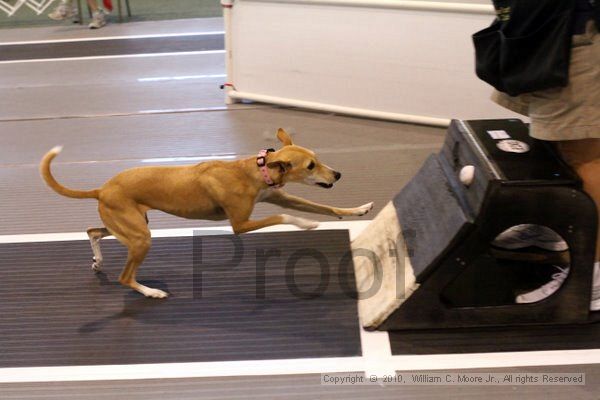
top-left (352, 202), bottom-right (374, 216)
top-left (282, 214), bottom-right (320, 230)
top-left (298, 219), bottom-right (319, 230)
top-left (91, 257), bottom-right (103, 272)
top-left (142, 287), bottom-right (169, 298)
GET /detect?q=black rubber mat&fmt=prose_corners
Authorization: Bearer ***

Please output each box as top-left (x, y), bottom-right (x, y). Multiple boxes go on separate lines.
top-left (0, 34), bottom-right (224, 62)
top-left (0, 230), bottom-right (360, 367)
top-left (389, 321), bottom-right (600, 354)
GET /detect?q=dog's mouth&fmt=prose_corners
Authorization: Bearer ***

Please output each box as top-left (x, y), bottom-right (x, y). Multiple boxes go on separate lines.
top-left (317, 182), bottom-right (334, 189)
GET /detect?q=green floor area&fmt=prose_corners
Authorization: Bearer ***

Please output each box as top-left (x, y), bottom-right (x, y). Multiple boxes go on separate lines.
top-left (0, 0), bottom-right (221, 29)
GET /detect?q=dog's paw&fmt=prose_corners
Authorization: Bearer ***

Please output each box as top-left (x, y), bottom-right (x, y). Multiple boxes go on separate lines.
top-left (352, 202), bottom-right (374, 216)
top-left (300, 219), bottom-right (320, 230)
top-left (282, 215), bottom-right (320, 230)
top-left (91, 257), bottom-right (103, 273)
top-left (142, 288), bottom-right (169, 299)
top-left (294, 217), bottom-right (319, 230)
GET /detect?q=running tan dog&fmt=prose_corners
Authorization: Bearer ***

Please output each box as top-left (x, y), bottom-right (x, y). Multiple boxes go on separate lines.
top-left (40, 129), bottom-right (373, 298)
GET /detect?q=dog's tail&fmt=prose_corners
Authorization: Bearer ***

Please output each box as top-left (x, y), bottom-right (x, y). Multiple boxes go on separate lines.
top-left (40, 146), bottom-right (100, 199)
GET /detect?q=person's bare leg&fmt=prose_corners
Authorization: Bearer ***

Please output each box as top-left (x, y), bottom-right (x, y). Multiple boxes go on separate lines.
top-left (86, 0), bottom-right (107, 28)
top-left (87, 0), bottom-right (99, 12)
top-left (557, 138), bottom-right (600, 310)
top-left (557, 139), bottom-right (600, 261)
top-left (515, 139), bottom-right (600, 308)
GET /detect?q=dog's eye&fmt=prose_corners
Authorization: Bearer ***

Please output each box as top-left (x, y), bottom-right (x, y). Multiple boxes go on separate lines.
top-left (307, 161), bottom-right (315, 170)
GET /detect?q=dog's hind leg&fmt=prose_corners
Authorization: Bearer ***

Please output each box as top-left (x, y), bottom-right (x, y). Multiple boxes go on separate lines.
top-left (87, 227), bottom-right (110, 272)
top-left (98, 203), bottom-right (167, 298)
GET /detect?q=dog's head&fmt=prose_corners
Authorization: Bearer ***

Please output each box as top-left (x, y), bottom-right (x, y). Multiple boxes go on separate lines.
top-left (266, 128), bottom-right (341, 188)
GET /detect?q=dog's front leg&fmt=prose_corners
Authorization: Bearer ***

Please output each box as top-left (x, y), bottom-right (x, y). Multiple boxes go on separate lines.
top-left (224, 196), bottom-right (319, 234)
top-left (229, 214), bottom-right (319, 234)
top-left (224, 202), bottom-right (317, 234)
top-left (261, 190), bottom-right (373, 218)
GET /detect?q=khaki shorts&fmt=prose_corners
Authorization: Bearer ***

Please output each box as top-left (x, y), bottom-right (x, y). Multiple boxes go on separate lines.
top-left (492, 21), bottom-right (600, 141)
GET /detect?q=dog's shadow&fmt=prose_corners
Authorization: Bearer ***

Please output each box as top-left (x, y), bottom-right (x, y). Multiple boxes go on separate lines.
top-left (79, 273), bottom-right (172, 334)
top-left (78, 272), bottom-right (347, 345)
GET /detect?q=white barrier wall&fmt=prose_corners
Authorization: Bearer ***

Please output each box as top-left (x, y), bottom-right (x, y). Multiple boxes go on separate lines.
top-left (224, 0), bottom-right (523, 126)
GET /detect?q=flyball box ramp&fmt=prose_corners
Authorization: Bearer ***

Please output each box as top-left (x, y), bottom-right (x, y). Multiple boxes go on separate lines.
top-left (352, 119), bottom-right (598, 330)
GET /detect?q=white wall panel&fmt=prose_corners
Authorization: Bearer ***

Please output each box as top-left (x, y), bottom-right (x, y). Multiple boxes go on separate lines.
top-left (226, 0), bottom-right (523, 125)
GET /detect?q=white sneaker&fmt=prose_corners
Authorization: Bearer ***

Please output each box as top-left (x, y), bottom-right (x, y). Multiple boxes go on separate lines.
top-left (591, 261), bottom-right (600, 311)
top-left (48, 1), bottom-right (78, 21)
top-left (492, 224), bottom-right (568, 252)
top-left (88, 9), bottom-right (107, 29)
top-left (516, 266), bottom-right (569, 304)
top-left (591, 288), bottom-right (600, 311)
top-left (517, 263), bottom-right (600, 311)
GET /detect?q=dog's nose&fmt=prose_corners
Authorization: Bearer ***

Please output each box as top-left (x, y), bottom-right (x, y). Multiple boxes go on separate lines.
top-left (334, 171), bottom-right (341, 181)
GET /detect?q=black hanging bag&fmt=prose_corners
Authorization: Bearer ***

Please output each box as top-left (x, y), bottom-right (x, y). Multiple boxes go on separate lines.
top-left (473, 0), bottom-right (575, 96)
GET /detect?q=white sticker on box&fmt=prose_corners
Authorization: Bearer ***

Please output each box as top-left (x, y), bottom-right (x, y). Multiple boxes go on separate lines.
top-left (487, 130), bottom-right (511, 140)
top-left (496, 139), bottom-right (530, 153)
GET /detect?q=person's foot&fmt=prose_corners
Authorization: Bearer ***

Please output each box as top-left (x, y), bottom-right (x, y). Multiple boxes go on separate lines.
top-left (48, 2), bottom-right (78, 21)
top-left (516, 262), bottom-right (600, 311)
top-left (516, 266), bottom-right (569, 304)
top-left (88, 9), bottom-right (107, 29)
top-left (492, 224), bottom-right (568, 252)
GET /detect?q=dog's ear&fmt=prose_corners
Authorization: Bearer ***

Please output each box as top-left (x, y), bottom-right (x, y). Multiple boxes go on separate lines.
top-left (267, 156), bottom-right (292, 174)
top-left (276, 128), bottom-right (293, 146)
